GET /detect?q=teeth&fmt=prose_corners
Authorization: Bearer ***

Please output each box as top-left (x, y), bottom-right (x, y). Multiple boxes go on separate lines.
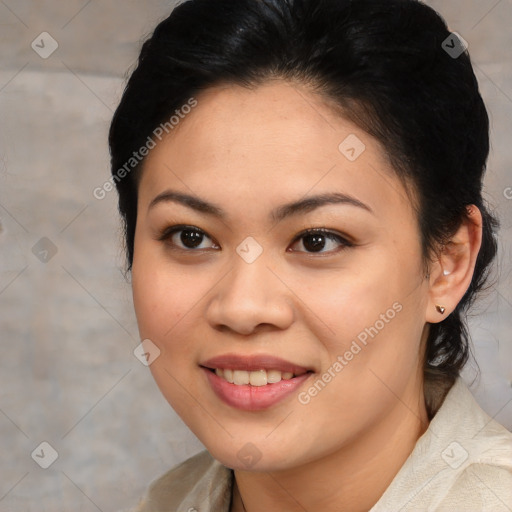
top-left (233, 370), bottom-right (250, 385)
top-left (249, 369), bottom-right (267, 387)
top-left (267, 370), bottom-right (282, 383)
top-left (213, 368), bottom-right (299, 386)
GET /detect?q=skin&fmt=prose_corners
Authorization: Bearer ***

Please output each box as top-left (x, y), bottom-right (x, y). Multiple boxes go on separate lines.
top-left (131, 80), bottom-right (482, 511)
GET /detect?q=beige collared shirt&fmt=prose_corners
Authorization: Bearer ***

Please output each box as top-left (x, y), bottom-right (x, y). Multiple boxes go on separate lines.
top-left (132, 377), bottom-right (512, 511)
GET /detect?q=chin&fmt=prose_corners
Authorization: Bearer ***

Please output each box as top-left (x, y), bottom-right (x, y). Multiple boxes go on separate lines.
top-left (202, 435), bottom-right (302, 472)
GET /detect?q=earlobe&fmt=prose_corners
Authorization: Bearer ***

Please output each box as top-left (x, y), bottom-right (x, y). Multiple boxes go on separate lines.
top-left (426, 205), bottom-right (483, 323)
top-left (435, 304), bottom-right (446, 315)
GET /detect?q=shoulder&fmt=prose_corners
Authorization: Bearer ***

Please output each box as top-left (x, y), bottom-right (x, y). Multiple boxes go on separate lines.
top-left (131, 450), bottom-right (233, 512)
top-left (438, 462), bottom-right (512, 510)
top-left (439, 392), bottom-right (512, 511)
top-left (372, 377), bottom-right (512, 511)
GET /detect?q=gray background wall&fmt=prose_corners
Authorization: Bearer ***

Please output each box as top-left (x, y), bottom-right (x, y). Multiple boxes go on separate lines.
top-left (0, 1), bottom-right (511, 510)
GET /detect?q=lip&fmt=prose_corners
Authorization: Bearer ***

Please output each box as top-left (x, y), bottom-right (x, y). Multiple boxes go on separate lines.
top-left (202, 367), bottom-right (312, 411)
top-left (200, 353), bottom-right (312, 375)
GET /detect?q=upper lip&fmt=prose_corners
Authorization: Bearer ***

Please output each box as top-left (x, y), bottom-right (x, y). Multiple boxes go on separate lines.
top-left (200, 354), bottom-right (312, 375)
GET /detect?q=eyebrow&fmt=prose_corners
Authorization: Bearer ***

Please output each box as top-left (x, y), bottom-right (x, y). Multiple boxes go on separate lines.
top-left (147, 189), bottom-right (373, 221)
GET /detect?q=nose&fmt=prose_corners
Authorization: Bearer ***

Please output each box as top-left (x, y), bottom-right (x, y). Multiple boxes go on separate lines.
top-left (205, 255), bottom-right (294, 336)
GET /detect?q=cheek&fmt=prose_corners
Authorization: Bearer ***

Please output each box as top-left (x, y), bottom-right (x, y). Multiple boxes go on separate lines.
top-left (131, 253), bottom-right (206, 410)
top-left (305, 247), bottom-right (426, 377)
top-left (302, 258), bottom-right (404, 345)
top-left (131, 248), bottom-right (198, 342)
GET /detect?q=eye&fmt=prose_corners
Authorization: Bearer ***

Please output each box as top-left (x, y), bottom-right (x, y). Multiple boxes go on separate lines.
top-left (288, 228), bottom-right (352, 254)
top-left (157, 225), bottom-right (351, 254)
top-left (157, 225), bottom-right (219, 251)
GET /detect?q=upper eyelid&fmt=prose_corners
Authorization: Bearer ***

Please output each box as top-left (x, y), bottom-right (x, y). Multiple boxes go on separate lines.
top-left (290, 228), bottom-right (353, 250)
top-left (292, 227), bottom-right (350, 240)
top-left (159, 225), bottom-right (351, 250)
top-left (157, 224), bottom-right (209, 239)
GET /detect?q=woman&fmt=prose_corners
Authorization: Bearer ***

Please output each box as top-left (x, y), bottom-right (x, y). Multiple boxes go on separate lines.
top-left (109, 0), bottom-right (512, 510)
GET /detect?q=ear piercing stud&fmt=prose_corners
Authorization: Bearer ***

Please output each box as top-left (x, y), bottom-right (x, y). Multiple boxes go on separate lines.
top-left (435, 304), bottom-right (446, 314)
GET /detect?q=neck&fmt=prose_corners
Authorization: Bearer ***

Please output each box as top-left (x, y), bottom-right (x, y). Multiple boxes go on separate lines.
top-left (231, 379), bottom-right (429, 512)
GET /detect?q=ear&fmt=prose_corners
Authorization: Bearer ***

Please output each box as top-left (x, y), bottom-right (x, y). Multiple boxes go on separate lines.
top-left (425, 205), bottom-right (483, 323)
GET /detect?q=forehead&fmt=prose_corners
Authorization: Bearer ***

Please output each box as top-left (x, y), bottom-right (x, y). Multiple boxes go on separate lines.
top-left (138, 80), bottom-right (413, 222)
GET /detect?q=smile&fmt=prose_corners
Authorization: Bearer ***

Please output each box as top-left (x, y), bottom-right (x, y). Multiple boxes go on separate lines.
top-left (200, 354), bottom-right (313, 411)
top-left (211, 368), bottom-right (301, 386)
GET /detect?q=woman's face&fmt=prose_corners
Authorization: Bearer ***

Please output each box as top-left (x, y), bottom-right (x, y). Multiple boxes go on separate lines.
top-left (132, 80), bottom-right (430, 471)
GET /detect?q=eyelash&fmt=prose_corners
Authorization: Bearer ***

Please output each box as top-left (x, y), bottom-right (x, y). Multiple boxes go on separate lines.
top-left (157, 224), bottom-right (353, 255)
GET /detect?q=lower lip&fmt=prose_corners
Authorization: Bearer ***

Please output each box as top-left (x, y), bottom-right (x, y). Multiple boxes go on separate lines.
top-left (202, 368), bottom-right (312, 411)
